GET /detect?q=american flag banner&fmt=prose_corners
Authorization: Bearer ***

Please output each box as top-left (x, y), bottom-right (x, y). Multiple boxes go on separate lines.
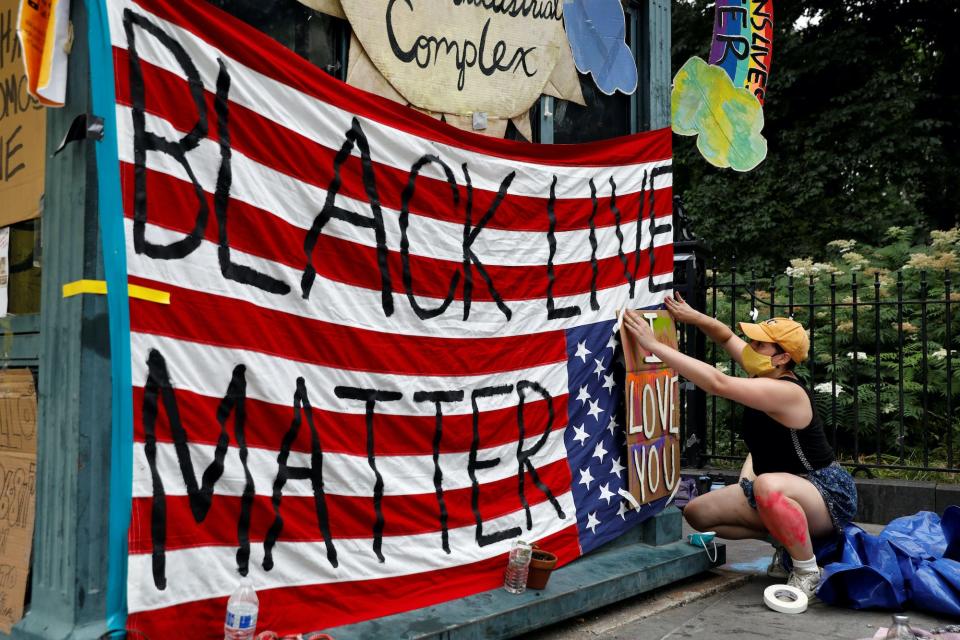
top-left (104, 0), bottom-right (674, 636)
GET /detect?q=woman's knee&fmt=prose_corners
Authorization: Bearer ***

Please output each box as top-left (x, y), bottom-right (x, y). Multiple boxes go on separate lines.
top-left (752, 473), bottom-right (785, 501)
top-left (683, 496), bottom-right (713, 530)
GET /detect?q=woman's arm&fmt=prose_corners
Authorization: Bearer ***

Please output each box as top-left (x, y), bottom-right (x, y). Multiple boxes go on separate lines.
top-left (622, 310), bottom-right (809, 423)
top-left (665, 293), bottom-right (748, 366)
top-left (739, 454), bottom-right (756, 481)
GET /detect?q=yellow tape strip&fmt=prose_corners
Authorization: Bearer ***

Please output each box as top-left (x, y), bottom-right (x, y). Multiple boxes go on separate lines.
top-left (62, 279), bottom-right (171, 305)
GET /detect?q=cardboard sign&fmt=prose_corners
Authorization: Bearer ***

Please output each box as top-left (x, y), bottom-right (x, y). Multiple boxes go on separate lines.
top-left (0, 0), bottom-right (45, 227)
top-left (620, 310), bottom-right (680, 507)
top-left (0, 368), bottom-right (36, 633)
top-left (17, 0), bottom-right (71, 106)
top-left (340, 0), bottom-right (570, 118)
top-left (625, 369), bottom-right (680, 506)
top-left (708, 0), bottom-right (774, 104)
top-left (619, 310), bottom-right (678, 372)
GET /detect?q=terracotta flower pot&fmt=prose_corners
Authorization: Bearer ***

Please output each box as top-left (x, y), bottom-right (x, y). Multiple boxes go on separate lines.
top-left (526, 548), bottom-right (558, 590)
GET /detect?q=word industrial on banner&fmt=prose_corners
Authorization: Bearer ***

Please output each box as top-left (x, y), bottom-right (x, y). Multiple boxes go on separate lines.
top-left (708, 0), bottom-right (774, 104)
top-left (621, 311), bottom-right (680, 506)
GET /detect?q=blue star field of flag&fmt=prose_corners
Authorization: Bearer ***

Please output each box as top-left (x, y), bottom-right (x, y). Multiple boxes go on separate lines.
top-left (564, 319), bottom-right (672, 554)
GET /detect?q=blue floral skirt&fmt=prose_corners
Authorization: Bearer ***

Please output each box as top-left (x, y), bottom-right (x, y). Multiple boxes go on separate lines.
top-left (739, 462), bottom-right (858, 535)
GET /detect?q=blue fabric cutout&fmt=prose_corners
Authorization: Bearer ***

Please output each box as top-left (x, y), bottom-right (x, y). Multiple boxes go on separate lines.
top-left (563, 0), bottom-right (637, 96)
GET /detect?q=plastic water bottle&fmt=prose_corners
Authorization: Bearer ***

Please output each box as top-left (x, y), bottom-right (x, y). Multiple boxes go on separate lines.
top-left (224, 576), bottom-right (259, 640)
top-left (885, 614), bottom-right (914, 639)
top-left (503, 540), bottom-right (533, 594)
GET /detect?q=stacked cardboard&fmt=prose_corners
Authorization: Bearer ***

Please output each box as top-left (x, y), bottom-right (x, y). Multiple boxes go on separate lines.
top-left (0, 368), bottom-right (36, 633)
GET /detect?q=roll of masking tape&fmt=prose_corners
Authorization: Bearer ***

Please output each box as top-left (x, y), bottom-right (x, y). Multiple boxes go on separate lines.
top-left (763, 584), bottom-right (808, 614)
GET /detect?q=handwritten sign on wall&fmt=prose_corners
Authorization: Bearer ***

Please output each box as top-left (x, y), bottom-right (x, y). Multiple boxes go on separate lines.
top-left (620, 311), bottom-right (680, 507)
top-left (0, 368), bottom-right (36, 634)
top-left (0, 0), bottom-right (45, 227)
top-left (340, 0), bottom-right (570, 118)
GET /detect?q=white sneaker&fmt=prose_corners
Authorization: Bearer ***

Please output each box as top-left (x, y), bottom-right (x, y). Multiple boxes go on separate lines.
top-left (787, 567), bottom-right (822, 600)
top-left (767, 545), bottom-right (789, 580)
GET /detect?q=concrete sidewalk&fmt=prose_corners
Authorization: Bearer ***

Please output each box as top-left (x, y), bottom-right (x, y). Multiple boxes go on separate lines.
top-left (525, 523), bottom-right (954, 640)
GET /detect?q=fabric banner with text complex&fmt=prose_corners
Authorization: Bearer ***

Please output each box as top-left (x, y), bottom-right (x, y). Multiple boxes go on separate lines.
top-left (105, 0), bottom-right (673, 635)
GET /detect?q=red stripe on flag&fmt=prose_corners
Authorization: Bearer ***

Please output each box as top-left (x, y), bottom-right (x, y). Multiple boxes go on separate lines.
top-left (126, 524), bottom-right (581, 637)
top-left (128, 277), bottom-right (568, 377)
top-left (123, 0), bottom-right (670, 168)
top-left (121, 168), bottom-right (673, 303)
top-left (128, 457), bottom-right (573, 552)
top-left (130, 384), bottom-right (568, 459)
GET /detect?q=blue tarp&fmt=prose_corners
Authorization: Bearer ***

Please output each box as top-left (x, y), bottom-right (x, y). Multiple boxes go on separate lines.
top-left (815, 507), bottom-right (960, 617)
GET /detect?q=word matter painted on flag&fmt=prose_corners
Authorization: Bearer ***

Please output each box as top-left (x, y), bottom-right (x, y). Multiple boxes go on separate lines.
top-left (105, 0), bottom-right (673, 636)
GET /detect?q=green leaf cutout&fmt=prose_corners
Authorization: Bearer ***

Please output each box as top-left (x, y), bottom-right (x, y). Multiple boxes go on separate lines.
top-left (671, 56), bottom-right (768, 172)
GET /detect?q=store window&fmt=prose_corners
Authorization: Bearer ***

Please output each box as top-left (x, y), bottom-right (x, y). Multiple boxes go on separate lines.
top-left (207, 0), bottom-right (348, 79)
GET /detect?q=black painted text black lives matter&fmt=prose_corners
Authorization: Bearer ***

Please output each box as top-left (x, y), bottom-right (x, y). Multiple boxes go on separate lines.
top-left (123, 9), bottom-right (670, 590)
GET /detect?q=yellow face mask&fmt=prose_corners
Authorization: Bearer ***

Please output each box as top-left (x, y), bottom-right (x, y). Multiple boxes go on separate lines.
top-left (741, 344), bottom-right (777, 378)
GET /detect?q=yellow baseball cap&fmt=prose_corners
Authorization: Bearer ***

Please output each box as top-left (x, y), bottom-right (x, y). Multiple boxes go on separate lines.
top-left (738, 317), bottom-right (809, 363)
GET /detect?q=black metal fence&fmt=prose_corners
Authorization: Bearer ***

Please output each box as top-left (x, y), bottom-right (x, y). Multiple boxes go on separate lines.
top-left (674, 255), bottom-right (958, 478)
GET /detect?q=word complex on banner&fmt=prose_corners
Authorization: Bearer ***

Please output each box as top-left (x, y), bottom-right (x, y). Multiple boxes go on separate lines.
top-left (107, 0), bottom-right (673, 635)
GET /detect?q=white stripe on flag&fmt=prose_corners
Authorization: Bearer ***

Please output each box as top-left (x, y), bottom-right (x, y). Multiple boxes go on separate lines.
top-left (131, 333), bottom-right (569, 416)
top-left (132, 426), bottom-right (568, 499)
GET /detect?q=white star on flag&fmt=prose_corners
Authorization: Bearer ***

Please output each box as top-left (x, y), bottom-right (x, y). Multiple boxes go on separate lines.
top-left (598, 482), bottom-right (615, 505)
top-left (586, 511), bottom-right (601, 534)
top-left (617, 500), bottom-right (631, 520)
top-left (606, 333), bottom-right (618, 352)
top-left (572, 424), bottom-right (589, 445)
top-left (574, 340), bottom-right (591, 363)
top-left (602, 373), bottom-right (616, 394)
top-left (587, 399), bottom-right (604, 420)
top-left (576, 385), bottom-right (591, 405)
top-left (579, 467), bottom-right (595, 488)
top-left (610, 456), bottom-right (626, 477)
top-left (593, 357), bottom-right (606, 379)
top-left (606, 414), bottom-right (619, 436)
top-left (593, 440), bottom-right (608, 463)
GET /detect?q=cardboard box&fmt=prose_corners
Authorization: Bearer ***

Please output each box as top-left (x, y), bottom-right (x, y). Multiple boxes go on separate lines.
top-left (0, 368), bottom-right (36, 633)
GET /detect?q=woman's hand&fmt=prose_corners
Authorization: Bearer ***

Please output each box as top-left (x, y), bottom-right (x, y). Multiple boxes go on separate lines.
top-left (664, 291), bottom-right (700, 325)
top-left (622, 310), bottom-right (659, 351)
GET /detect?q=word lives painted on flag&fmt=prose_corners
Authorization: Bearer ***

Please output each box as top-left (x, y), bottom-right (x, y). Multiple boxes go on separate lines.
top-left (621, 312), bottom-right (680, 506)
top-left (106, 0), bottom-right (672, 636)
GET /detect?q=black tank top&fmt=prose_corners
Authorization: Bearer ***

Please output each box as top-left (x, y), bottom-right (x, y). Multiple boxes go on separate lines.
top-left (740, 376), bottom-right (835, 475)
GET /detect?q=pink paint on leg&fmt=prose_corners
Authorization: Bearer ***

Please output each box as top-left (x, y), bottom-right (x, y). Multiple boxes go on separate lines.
top-left (755, 490), bottom-right (812, 559)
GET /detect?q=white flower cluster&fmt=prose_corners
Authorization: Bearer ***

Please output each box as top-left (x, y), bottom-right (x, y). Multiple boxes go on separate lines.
top-left (784, 257), bottom-right (839, 279)
top-left (814, 382), bottom-right (844, 397)
top-left (846, 352), bottom-right (869, 361)
top-left (827, 239), bottom-right (857, 254)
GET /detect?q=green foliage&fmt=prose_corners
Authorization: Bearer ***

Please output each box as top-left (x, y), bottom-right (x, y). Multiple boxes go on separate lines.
top-left (705, 228), bottom-right (960, 477)
top-left (672, 1), bottom-right (960, 274)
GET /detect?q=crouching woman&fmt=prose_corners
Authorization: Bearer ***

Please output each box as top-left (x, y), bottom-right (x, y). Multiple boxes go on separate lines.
top-left (622, 297), bottom-right (857, 598)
